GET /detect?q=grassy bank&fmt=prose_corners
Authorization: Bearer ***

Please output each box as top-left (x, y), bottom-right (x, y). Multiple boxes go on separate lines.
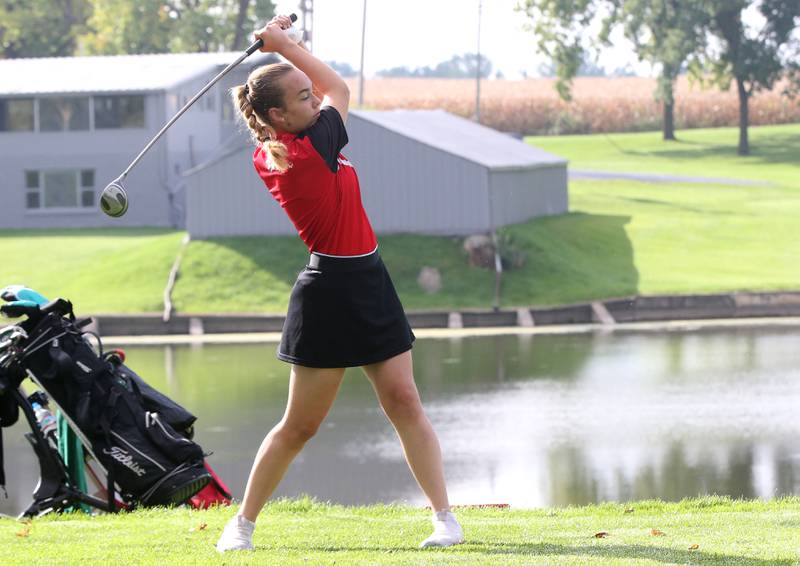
top-left (0, 229), bottom-right (184, 313)
top-left (1, 124), bottom-right (798, 314)
top-left (2, 497), bottom-right (798, 565)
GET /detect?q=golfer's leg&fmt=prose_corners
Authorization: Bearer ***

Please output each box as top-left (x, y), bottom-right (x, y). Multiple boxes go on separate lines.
top-left (362, 351), bottom-right (449, 511)
top-left (238, 365), bottom-right (345, 521)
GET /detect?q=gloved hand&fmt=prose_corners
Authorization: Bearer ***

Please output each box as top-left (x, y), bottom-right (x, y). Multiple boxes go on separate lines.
top-left (0, 285), bottom-right (49, 318)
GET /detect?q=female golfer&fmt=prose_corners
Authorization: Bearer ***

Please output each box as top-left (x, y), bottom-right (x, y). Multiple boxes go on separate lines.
top-left (215, 15), bottom-right (463, 552)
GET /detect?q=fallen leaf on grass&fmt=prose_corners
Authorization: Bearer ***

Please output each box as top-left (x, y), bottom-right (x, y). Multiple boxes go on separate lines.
top-left (189, 522), bottom-right (208, 532)
top-left (16, 526), bottom-right (31, 538)
top-left (650, 529), bottom-right (666, 536)
top-left (594, 532), bottom-right (610, 538)
top-left (688, 544), bottom-right (700, 550)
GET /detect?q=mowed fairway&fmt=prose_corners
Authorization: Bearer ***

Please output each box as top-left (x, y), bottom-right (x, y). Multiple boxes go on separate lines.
top-left (1, 497), bottom-right (799, 565)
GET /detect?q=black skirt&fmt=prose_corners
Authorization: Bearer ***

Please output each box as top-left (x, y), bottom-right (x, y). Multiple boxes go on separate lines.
top-left (277, 251), bottom-right (415, 368)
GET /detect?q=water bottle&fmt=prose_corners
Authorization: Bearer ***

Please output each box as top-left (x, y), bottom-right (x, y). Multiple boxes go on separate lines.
top-left (32, 401), bottom-right (59, 448)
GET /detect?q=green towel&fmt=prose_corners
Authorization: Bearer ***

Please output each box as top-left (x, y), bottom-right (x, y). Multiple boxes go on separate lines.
top-left (57, 411), bottom-right (91, 513)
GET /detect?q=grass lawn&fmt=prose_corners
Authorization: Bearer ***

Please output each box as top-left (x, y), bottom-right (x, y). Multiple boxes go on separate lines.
top-left (527, 123), bottom-right (800, 186)
top-left (498, 178), bottom-right (800, 304)
top-left (0, 229), bottom-right (184, 313)
top-left (2, 497), bottom-right (798, 565)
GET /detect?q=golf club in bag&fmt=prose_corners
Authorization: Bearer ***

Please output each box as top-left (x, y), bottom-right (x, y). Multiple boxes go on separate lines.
top-left (0, 287), bottom-right (231, 517)
top-left (100, 13), bottom-right (301, 217)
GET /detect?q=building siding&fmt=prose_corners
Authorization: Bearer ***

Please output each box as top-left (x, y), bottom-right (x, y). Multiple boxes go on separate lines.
top-left (488, 166), bottom-right (569, 228)
top-left (0, 93), bottom-right (173, 228)
top-left (186, 149), bottom-right (294, 238)
top-left (347, 114), bottom-right (490, 235)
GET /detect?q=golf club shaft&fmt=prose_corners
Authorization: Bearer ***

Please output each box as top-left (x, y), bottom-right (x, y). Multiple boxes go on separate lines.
top-left (118, 39), bottom-right (264, 181)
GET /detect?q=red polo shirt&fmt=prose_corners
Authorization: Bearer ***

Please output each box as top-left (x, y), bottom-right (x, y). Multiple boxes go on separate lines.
top-left (253, 107), bottom-right (377, 256)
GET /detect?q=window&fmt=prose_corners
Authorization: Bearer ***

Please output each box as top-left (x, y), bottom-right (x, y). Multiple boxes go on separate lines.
top-left (94, 95), bottom-right (145, 129)
top-left (25, 169), bottom-right (95, 210)
top-left (39, 97), bottom-right (90, 131)
top-left (221, 99), bottom-right (235, 123)
top-left (0, 98), bottom-right (34, 131)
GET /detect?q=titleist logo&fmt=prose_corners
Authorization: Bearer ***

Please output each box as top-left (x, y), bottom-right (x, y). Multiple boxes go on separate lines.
top-left (103, 446), bottom-right (147, 477)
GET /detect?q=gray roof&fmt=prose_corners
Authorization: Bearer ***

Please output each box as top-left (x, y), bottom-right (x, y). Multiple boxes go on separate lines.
top-left (0, 51), bottom-right (277, 96)
top-left (351, 109), bottom-right (567, 170)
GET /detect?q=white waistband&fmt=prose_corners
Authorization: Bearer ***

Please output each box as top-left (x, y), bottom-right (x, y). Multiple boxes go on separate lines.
top-left (311, 245), bottom-right (379, 259)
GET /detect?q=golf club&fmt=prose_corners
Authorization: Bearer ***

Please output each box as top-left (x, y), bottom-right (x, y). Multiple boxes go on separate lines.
top-left (100, 13), bottom-right (299, 218)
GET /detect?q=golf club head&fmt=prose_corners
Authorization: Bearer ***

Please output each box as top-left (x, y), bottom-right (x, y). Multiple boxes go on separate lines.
top-left (0, 328), bottom-right (27, 348)
top-left (0, 351), bottom-right (13, 368)
top-left (100, 180), bottom-right (129, 218)
top-left (0, 326), bottom-right (26, 342)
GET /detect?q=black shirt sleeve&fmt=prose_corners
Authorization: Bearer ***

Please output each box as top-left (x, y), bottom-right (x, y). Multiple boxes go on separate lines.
top-left (302, 106), bottom-right (349, 173)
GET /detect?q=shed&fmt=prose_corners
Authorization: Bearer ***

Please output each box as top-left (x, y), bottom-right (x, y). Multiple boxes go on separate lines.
top-left (184, 109), bottom-right (568, 238)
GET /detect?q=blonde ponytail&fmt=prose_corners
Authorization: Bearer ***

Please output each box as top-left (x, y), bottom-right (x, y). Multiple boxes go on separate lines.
top-left (231, 63), bottom-right (295, 172)
top-left (264, 139), bottom-right (291, 172)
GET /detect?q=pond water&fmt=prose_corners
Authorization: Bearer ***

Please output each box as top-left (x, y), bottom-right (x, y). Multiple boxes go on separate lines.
top-left (2, 324), bottom-right (799, 516)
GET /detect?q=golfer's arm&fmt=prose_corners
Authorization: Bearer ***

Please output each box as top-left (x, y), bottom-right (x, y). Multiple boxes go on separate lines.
top-left (279, 43), bottom-right (350, 122)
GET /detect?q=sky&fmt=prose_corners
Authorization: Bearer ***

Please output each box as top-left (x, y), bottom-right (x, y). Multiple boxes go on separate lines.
top-left (273, 0), bottom-right (654, 79)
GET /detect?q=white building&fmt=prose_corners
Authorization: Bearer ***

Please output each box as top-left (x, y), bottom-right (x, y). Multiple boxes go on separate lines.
top-left (0, 51), bottom-right (276, 229)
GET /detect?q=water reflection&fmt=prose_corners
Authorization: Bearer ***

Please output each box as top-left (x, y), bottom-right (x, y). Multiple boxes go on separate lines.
top-left (1, 326), bottom-right (798, 516)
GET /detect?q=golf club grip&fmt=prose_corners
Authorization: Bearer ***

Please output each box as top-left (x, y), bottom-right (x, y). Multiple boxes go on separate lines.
top-left (245, 38), bottom-right (264, 56)
top-left (246, 13), bottom-right (297, 56)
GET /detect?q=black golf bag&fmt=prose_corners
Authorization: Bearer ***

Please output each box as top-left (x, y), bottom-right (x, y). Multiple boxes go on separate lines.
top-left (0, 298), bottom-right (212, 515)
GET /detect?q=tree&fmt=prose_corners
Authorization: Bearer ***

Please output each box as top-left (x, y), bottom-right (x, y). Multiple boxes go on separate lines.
top-left (517, 0), bottom-right (708, 140)
top-left (80, 0), bottom-right (275, 55)
top-left (377, 53), bottom-right (492, 78)
top-left (0, 0), bottom-right (91, 58)
top-left (538, 54), bottom-right (611, 78)
top-left (698, 1), bottom-right (800, 155)
top-left (327, 60), bottom-right (358, 77)
top-left (516, 0), bottom-right (598, 100)
top-left (432, 53), bottom-right (492, 78)
top-left (80, 0), bottom-right (172, 54)
top-left (609, 0), bottom-right (710, 140)
top-left (168, 0), bottom-right (276, 52)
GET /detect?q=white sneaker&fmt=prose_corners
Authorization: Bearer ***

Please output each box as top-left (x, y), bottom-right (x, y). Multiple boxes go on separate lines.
top-left (215, 514), bottom-right (256, 552)
top-left (419, 510), bottom-right (464, 548)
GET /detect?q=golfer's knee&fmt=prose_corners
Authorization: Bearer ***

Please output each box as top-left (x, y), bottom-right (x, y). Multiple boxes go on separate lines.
top-left (381, 387), bottom-right (423, 422)
top-left (276, 419), bottom-right (321, 447)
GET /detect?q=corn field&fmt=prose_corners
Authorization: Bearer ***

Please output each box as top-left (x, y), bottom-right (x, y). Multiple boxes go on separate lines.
top-left (345, 76), bottom-right (800, 135)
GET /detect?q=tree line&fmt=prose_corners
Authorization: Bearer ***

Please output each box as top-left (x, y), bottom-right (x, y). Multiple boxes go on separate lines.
top-left (0, 0), bottom-right (276, 58)
top-left (517, 0), bottom-right (800, 154)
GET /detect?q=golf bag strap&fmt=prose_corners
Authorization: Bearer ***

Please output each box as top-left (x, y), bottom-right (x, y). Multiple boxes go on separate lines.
top-left (0, 427), bottom-right (6, 497)
top-left (99, 387), bottom-right (122, 513)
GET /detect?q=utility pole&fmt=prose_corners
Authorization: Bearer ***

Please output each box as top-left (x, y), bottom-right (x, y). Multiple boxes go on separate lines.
top-left (475, 0), bottom-right (482, 123)
top-left (358, 0), bottom-right (368, 106)
top-left (299, 0), bottom-right (314, 52)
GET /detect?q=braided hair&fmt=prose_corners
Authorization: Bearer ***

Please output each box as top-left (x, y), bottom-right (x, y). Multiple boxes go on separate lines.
top-left (232, 63), bottom-right (295, 172)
